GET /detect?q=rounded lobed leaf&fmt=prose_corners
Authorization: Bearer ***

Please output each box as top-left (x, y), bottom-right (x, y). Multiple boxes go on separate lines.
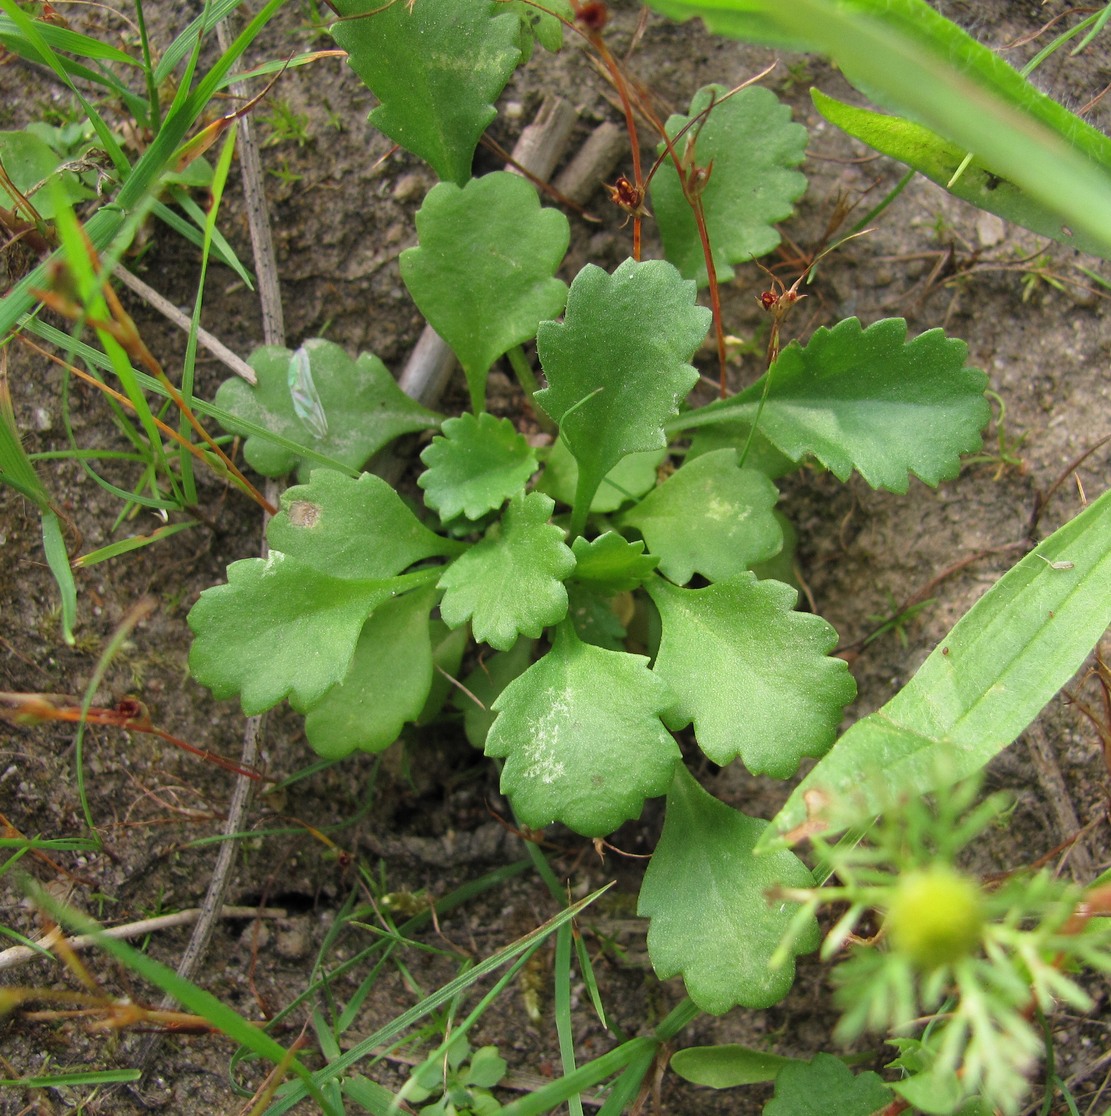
top-left (438, 491), bottom-right (575, 650)
top-left (648, 572), bottom-right (856, 777)
top-left (732, 317), bottom-right (991, 492)
top-left (620, 449), bottom-right (783, 583)
top-left (400, 172), bottom-right (570, 410)
top-left (268, 469), bottom-right (461, 580)
top-left (535, 258), bottom-right (711, 529)
top-left (764, 1053), bottom-right (894, 1116)
top-left (331, 0), bottom-right (521, 186)
top-left (486, 623), bottom-right (680, 836)
top-left (651, 84), bottom-right (808, 285)
top-left (639, 765), bottom-right (820, 1013)
top-left (570, 532), bottom-right (658, 593)
top-left (418, 412), bottom-right (539, 522)
top-left (213, 339), bottom-right (440, 481)
top-left (187, 554), bottom-right (424, 716)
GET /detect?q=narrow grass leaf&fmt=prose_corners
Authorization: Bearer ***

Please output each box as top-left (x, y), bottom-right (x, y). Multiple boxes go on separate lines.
top-left (23, 881), bottom-right (329, 1111)
top-left (762, 487), bottom-right (1111, 849)
top-left (261, 888), bottom-right (608, 1115)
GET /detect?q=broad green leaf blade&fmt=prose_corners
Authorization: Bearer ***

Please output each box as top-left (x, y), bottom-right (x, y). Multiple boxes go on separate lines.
top-left (764, 1053), bottom-right (894, 1116)
top-left (571, 532), bottom-right (659, 593)
top-left (621, 449), bottom-right (782, 584)
top-left (187, 557), bottom-right (433, 715)
top-left (638, 765), bottom-right (819, 1013)
top-left (457, 637), bottom-right (536, 748)
top-left (486, 623), bottom-right (680, 836)
top-left (812, 88), bottom-right (1111, 258)
top-left (438, 491), bottom-right (575, 650)
top-left (418, 412), bottom-right (539, 521)
top-left (400, 172), bottom-right (569, 410)
top-left (535, 259), bottom-right (711, 534)
top-left (761, 487), bottom-right (1111, 851)
top-left (536, 439), bottom-right (665, 515)
top-left (681, 318), bottom-right (990, 493)
top-left (651, 85), bottom-right (807, 285)
top-left (644, 0), bottom-right (1111, 257)
top-left (304, 588), bottom-right (437, 758)
top-left (214, 340), bottom-right (440, 480)
top-left (670, 1044), bottom-right (801, 1088)
top-left (331, 0), bottom-right (521, 185)
top-left (267, 470), bottom-right (461, 579)
top-left (648, 574), bottom-right (855, 776)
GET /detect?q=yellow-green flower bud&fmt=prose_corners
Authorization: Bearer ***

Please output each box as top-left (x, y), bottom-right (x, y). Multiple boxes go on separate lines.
top-left (885, 865), bottom-right (984, 969)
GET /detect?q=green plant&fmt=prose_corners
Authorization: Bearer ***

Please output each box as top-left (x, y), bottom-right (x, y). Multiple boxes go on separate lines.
top-left (4, 0), bottom-right (1111, 1113)
top-left (761, 774), bottom-right (1111, 1115)
top-left (403, 1034), bottom-right (507, 1115)
top-left (180, 3), bottom-right (1111, 1111)
top-left (260, 97), bottom-right (311, 147)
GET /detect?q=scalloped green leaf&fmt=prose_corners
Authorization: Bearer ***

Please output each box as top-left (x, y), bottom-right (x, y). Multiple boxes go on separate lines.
top-left (681, 318), bottom-right (990, 493)
top-left (303, 587), bottom-right (437, 759)
top-left (267, 470), bottom-right (462, 579)
top-left (621, 449), bottom-right (782, 584)
top-left (214, 340), bottom-right (440, 481)
top-left (418, 412), bottom-right (538, 522)
top-left (761, 486), bottom-right (1111, 852)
top-left (486, 623), bottom-right (680, 836)
top-left (638, 765), bottom-right (819, 1013)
top-left (400, 172), bottom-right (570, 410)
top-left (536, 439), bottom-right (664, 515)
top-left (812, 89), bottom-right (1111, 259)
top-left (571, 532), bottom-right (658, 593)
top-left (457, 637), bottom-right (536, 748)
top-left (438, 491), bottom-right (575, 650)
top-left (535, 259), bottom-right (711, 534)
top-left (648, 573), bottom-right (855, 776)
top-left (187, 557), bottom-right (435, 716)
top-left (764, 1054), bottom-right (894, 1116)
top-left (331, 0), bottom-right (521, 185)
top-left (651, 85), bottom-right (808, 285)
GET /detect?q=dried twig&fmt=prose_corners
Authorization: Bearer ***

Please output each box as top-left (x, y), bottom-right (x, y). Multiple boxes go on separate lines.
top-left (0, 906), bottom-right (286, 972)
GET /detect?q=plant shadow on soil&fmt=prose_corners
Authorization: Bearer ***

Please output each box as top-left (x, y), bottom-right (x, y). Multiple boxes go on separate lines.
top-left (1, 2), bottom-right (1109, 1113)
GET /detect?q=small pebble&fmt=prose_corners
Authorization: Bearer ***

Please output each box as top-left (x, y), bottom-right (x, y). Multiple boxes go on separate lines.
top-left (976, 212), bottom-right (1005, 247)
top-left (392, 173), bottom-right (425, 202)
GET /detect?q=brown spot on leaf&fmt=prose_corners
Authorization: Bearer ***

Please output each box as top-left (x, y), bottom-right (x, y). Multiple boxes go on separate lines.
top-left (288, 500), bottom-right (322, 528)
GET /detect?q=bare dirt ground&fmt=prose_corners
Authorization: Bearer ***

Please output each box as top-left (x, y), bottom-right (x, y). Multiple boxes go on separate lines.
top-left (1, 2), bottom-right (1109, 1113)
